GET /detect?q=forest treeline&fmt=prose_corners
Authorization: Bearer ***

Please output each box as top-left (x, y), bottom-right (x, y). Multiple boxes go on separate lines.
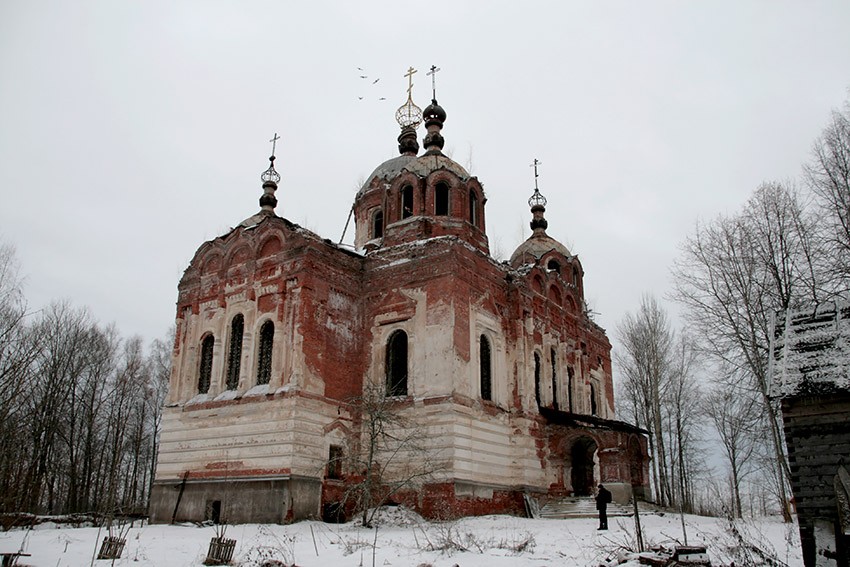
top-left (616, 98), bottom-right (850, 519)
top-left (0, 249), bottom-right (170, 516)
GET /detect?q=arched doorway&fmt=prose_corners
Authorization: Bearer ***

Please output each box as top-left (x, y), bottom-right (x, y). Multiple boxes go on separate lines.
top-left (570, 437), bottom-right (598, 497)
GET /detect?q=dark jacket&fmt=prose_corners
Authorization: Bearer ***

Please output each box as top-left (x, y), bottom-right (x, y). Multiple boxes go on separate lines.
top-left (595, 486), bottom-right (612, 510)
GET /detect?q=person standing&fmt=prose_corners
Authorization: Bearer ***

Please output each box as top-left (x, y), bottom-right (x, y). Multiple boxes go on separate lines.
top-left (596, 484), bottom-right (611, 530)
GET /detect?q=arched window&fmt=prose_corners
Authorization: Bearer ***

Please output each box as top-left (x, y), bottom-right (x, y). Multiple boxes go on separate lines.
top-left (479, 335), bottom-right (492, 401)
top-left (567, 366), bottom-right (575, 413)
top-left (468, 190), bottom-right (478, 226)
top-left (590, 383), bottom-right (598, 416)
top-left (226, 314), bottom-right (244, 390)
top-left (385, 330), bottom-right (408, 396)
top-left (372, 210), bottom-right (384, 239)
top-left (547, 259), bottom-right (561, 273)
top-left (534, 352), bottom-right (542, 407)
top-left (572, 266), bottom-right (580, 285)
top-left (435, 182), bottom-right (449, 216)
top-left (401, 185), bottom-right (414, 219)
top-left (198, 334), bottom-right (214, 394)
top-left (256, 320), bottom-right (274, 385)
top-left (550, 347), bottom-right (559, 410)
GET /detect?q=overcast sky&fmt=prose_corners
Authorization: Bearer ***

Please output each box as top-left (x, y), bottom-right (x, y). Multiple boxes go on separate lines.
top-left (2, 1), bottom-right (849, 352)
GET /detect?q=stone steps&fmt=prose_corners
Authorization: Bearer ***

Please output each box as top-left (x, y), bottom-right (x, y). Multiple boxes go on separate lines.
top-left (539, 496), bottom-right (635, 519)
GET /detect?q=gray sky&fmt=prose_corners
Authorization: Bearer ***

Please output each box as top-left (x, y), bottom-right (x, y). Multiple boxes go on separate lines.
top-left (2, 1), bottom-right (849, 349)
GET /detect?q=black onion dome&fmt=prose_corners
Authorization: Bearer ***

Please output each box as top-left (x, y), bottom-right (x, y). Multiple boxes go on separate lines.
top-left (423, 99), bottom-right (446, 127)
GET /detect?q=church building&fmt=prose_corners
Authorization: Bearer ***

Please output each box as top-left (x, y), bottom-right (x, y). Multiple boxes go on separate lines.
top-left (149, 71), bottom-right (650, 524)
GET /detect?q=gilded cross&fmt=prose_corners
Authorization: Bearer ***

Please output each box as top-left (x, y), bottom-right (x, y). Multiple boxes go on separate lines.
top-left (426, 65), bottom-right (441, 100)
top-left (269, 133), bottom-right (280, 157)
top-left (404, 66), bottom-right (417, 99)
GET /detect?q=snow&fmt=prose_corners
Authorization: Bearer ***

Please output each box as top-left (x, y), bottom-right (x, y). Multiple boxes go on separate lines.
top-left (0, 509), bottom-right (803, 566)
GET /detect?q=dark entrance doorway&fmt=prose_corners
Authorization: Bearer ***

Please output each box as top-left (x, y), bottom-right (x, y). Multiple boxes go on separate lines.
top-left (570, 437), bottom-right (598, 496)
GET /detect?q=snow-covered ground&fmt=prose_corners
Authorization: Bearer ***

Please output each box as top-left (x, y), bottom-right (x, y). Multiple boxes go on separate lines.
top-left (0, 507), bottom-right (803, 566)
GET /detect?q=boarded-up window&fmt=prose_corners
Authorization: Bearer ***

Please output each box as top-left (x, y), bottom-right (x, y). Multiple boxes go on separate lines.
top-left (226, 315), bottom-right (244, 390)
top-left (198, 334), bottom-right (214, 394)
top-left (256, 320), bottom-right (274, 385)
top-left (386, 330), bottom-right (408, 396)
top-left (480, 335), bottom-right (492, 401)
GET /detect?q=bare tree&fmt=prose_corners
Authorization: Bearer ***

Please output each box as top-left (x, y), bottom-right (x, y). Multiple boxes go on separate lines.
top-left (671, 182), bottom-right (823, 520)
top-left (616, 294), bottom-right (674, 507)
top-left (703, 378), bottom-right (760, 519)
top-left (343, 381), bottom-right (445, 526)
top-left (805, 99), bottom-right (850, 294)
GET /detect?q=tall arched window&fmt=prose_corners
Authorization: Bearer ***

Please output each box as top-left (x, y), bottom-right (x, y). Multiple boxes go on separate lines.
top-left (385, 330), bottom-right (408, 396)
top-left (226, 314), bottom-right (244, 390)
top-left (256, 320), bottom-right (275, 385)
top-left (590, 383), bottom-right (598, 416)
top-left (435, 182), bottom-right (449, 216)
top-left (534, 352), bottom-right (542, 407)
top-left (551, 347), bottom-right (559, 410)
top-left (567, 366), bottom-right (575, 413)
top-left (468, 190), bottom-right (478, 226)
top-left (401, 185), bottom-right (414, 219)
top-left (479, 335), bottom-right (492, 401)
top-left (372, 210), bottom-right (384, 239)
top-left (198, 334), bottom-right (214, 394)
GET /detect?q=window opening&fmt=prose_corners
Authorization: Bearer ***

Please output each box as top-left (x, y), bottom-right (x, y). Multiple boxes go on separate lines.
top-left (435, 183), bottom-right (449, 216)
top-left (534, 352), bottom-right (542, 407)
top-left (480, 335), bottom-right (492, 401)
top-left (547, 259), bottom-right (561, 273)
top-left (256, 320), bottom-right (274, 385)
top-left (468, 190), bottom-right (478, 226)
top-left (401, 185), bottom-right (414, 219)
top-left (385, 330), bottom-right (408, 396)
top-left (590, 383), bottom-right (598, 416)
top-left (573, 266), bottom-right (580, 285)
top-left (551, 347), bottom-right (559, 410)
top-left (198, 334), bottom-right (214, 394)
top-left (567, 366), bottom-right (575, 413)
top-left (208, 500), bottom-right (222, 524)
top-left (327, 445), bottom-right (344, 480)
top-left (372, 210), bottom-right (384, 238)
top-left (226, 314), bottom-right (244, 390)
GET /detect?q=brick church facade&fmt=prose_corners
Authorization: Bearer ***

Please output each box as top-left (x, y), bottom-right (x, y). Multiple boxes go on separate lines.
top-left (149, 86), bottom-right (650, 524)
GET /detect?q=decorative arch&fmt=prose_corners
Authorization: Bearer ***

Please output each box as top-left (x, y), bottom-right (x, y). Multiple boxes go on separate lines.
top-left (258, 236), bottom-right (282, 258)
top-left (255, 319), bottom-right (275, 385)
top-left (479, 334), bottom-right (492, 401)
top-left (198, 334), bottom-right (215, 394)
top-left (227, 245), bottom-right (252, 267)
top-left (226, 314), bottom-right (244, 390)
top-left (385, 329), bottom-right (408, 396)
top-left (548, 285), bottom-right (563, 306)
top-left (531, 275), bottom-right (544, 294)
top-left (566, 295), bottom-right (577, 313)
top-left (202, 253), bottom-right (222, 274)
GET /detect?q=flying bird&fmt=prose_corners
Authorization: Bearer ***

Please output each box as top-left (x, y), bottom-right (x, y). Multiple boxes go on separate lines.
top-left (372, 78), bottom-right (380, 84)
top-left (357, 67), bottom-right (363, 71)
top-left (378, 97), bottom-right (386, 100)
top-left (360, 75), bottom-right (367, 79)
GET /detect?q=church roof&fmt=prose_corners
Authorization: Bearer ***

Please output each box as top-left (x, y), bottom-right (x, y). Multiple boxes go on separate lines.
top-left (358, 152), bottom-right (470, 197)
top-left (509, 230), bottom-right (571, 267)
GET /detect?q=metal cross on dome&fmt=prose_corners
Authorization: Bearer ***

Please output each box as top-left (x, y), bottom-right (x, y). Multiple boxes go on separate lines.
top-left (404, 66), bottom-right (417, 99)
top-left (269, 133), bottom-right (280, 157)
top-left (427, 65), bottom-right (441, 100)
top-left (528, 158), bottom-right (547, 208)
